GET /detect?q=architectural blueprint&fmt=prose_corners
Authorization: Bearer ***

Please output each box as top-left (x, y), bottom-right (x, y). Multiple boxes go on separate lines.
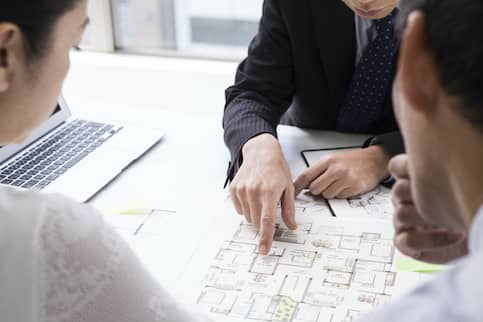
top-left (196, 194), bottom-right (415, 322)
top-left (329, 186), bottom-right (394, 221)
top-left (291, 192), bottom-right (334, 217)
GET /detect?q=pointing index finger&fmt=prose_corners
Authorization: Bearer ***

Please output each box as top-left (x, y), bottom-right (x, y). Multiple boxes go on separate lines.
top-left (258, 204), bottom-right (277, 255)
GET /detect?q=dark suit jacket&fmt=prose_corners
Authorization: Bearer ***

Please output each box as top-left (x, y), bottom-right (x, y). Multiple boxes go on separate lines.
top-left (223, 0), bottom-right (404, 181)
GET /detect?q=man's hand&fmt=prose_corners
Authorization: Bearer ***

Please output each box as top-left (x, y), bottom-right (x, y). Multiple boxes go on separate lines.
top-left (294, 145), bottom-right (391, 199)
top-left (229, 134), bottom-right (298, 255)
top-left (390, 155), bottom-right (468, 264)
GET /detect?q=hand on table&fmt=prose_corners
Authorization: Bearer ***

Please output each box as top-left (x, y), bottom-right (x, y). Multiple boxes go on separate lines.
top-left (294, 145), bottom-right (391, 199)
top-left (390, 154), bottom-right (468, 264)
top-left (229, 134), bottom-right (298, 255)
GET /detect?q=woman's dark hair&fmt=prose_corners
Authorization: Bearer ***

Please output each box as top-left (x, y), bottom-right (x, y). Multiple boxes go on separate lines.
top-left (397, 0), bottom-right (483, 132)
top-left (0, 0), bottom-right (81, 58)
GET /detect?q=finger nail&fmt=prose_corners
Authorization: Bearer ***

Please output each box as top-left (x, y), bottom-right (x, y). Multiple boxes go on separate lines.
top-left (259, 245), bottom-right (269, 255)
top-left (447, 232), bottom-right (465, 243)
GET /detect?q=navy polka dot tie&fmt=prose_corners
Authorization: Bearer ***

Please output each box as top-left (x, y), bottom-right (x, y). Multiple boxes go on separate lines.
top-left (336, 10), bottom-right (399, 133)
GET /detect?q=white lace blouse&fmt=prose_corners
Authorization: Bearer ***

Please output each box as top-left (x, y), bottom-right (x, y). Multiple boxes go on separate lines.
top-left (0, 186), bottom-right (211, 322)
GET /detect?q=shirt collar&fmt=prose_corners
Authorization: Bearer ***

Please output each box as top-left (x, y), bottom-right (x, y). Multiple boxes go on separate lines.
top-left (469, 205), bottom-right (483, 252)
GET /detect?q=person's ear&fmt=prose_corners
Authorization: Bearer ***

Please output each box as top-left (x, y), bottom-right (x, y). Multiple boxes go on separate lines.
top-left (0, 24), bottom-right (20, 93)
top-left (398, 11), bottom-right (440, 118)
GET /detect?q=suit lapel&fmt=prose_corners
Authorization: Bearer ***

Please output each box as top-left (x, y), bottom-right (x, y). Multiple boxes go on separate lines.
top-left (309, 0), bottom-right (356, 108)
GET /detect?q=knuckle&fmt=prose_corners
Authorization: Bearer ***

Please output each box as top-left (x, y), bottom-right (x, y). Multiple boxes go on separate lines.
top-left (394, 205), bottom-right (406, 222)
top-left (395, 210), bottom-right (408, 227)
top-left (325, 155), bottom-right (336, 164)
top-left (402, 233), bottom-right (420, 250)
top-left (229, 185), bottom-right (237, 196)
top-left (393, 181), bottom-right (408, 197)
top-left (322, 191), bottom-right (335, 199)
top-left (297, 173), bottom-right (310, 184)
top-left (308, 180), bottom-right (316, 189)
top-left (396, 206), bottom-right (414, 223)
top-left (393, 221), bottom-right (407, 234)
top-left (261, 215), bottom-right (275, 227)
top-left (394, 235), bottom-right (419, 258)
top-left (309, 184), bottom-right (319, 195)
top-left (334, 166), bottom-right (349, 178)
top-left (260, 186), bottom-right (276, 199)
top-left (246, 183), bottom-right (261, 195)
top-left (237, 183), bottom-right (247, 194)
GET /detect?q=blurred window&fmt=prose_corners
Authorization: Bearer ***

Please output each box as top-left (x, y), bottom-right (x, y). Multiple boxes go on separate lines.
top-left (84, 0), bottom-right (263, 61)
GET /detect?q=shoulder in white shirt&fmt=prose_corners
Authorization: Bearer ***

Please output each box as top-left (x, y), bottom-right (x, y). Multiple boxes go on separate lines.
top-left (0, 186), bottom-right (211, 322)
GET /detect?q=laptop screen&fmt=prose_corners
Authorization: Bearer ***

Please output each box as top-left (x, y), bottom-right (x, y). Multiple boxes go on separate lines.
top-left (0, 97), bottom-right (71, 164)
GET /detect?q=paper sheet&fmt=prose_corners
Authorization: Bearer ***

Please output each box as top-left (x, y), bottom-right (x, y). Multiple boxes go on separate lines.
top-left (190, 195), bottom-right (425, 322)
top-left (329, 186), bottom-right (394, 221)
top-left (301, 147), bottom-right (357, 167)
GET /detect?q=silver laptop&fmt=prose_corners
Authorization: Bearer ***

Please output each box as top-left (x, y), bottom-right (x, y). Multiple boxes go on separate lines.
top-left (0, 96), bottom-right (164, 202)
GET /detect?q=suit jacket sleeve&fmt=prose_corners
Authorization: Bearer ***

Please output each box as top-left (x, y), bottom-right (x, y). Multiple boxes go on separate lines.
top-left (378, 131), bottom-right (405, 156)
top-left (366, 131), bottom-right (405, 156)
top-left (223, 0), bottom-right (294, 182)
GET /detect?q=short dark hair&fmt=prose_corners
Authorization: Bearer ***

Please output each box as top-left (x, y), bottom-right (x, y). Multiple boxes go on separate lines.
top-left (0, 0), bottom-right (81, 58)
top-left (397, 0), bottom-right (483, 131)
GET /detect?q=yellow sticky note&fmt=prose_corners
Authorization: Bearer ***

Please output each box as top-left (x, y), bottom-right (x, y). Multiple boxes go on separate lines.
top-left (118, 208), bottom-right (153, 216)
top-left (103, 207), bottom-right (152, 216)
top-left (102, 199), bottom-right (156, 216)
top-left (395, 258), bottom-right (447, 273)
top-left (100, 197), bottom-right (156, 216)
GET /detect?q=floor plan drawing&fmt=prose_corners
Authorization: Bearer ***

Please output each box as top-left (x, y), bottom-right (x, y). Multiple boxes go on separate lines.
top-left (196, 202), bottom-right (412, 322)
top-left (329, 186), bottom-right (394, 221)
top-left (292, 192), bottom-right (334, 217)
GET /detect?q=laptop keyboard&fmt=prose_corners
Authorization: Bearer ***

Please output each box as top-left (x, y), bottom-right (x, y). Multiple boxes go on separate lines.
top-left (0, 120), bottom-right (122, 190)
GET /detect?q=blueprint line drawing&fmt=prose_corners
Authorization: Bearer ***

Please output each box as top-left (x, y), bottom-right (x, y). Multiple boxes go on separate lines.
top-left (196, 193), bottom-right (415, 322)
top-left (329, 186), bottom-right (394, 221)
top-left (287, 192), bottom-right (335, 218)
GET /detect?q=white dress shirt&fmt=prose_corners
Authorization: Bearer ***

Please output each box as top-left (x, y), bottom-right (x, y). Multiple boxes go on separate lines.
top-left (359, 206), bottom-right (483, 322)
top-left (355, 16), bottom-right (377, 64)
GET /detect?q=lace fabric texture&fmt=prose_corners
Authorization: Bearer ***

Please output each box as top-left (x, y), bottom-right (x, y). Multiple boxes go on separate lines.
top-left (0, 187), bottom-right (210, 322)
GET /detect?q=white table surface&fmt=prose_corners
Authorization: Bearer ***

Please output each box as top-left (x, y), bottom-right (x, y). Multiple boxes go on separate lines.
top-left (63, 51), bottom-right (370, 300)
